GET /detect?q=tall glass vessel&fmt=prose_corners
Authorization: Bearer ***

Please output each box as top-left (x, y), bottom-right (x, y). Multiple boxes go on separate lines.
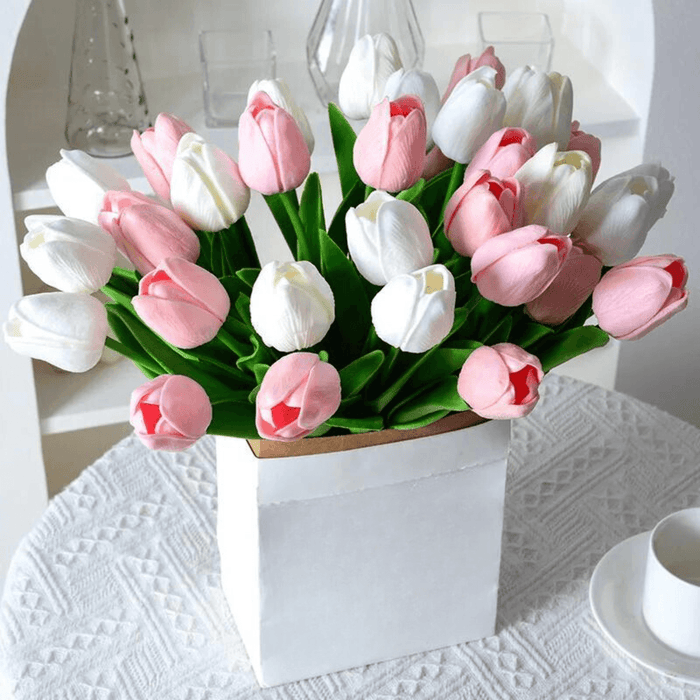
top-left (306, 0), bottom-right (424, 106)
top-left (65, 0), bottom-right (149, 157)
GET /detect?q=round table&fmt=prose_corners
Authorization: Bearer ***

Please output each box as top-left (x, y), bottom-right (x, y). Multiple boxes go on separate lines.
top-left (2, 375), bottom-right (700, 699)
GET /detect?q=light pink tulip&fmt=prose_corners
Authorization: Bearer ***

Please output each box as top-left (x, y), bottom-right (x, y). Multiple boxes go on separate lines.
top-left (422, 146), bottom-right (453, 180)
top-left (133, 257), bottom-right (230, 348)
top-left (471, 225), bottom-right (572, 306)
top-left (458, 343), bottom-right (543, 419)
top-left (445, 169), bottom-right (522, 257)
top-left (238, 92), bottom-right (311, 195)
top-left (465, 127), bottom-right (538, 181)
top-left (592, 255), bottom-right (689, 340)
top-left (443, 46), bottom-right (506, 102)
top-left (130, 374), bottom-right (212, 451)
top-left (256, 352), bottom-right (342, 441)
top-left (354, 96), bottom-right (427, 192)
top-left (567, 121), bottom-right (601, 180)
top-left (131, 113), bottom-right (193, 201)
top-left (526, 243), bottom-right (602, 325)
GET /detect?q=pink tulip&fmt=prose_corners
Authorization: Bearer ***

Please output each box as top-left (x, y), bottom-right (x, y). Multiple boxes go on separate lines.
top-left (445, 169), bottom-right (522, 257)
top-left (99, 194), bottom-right (199, 275)
top-left (132, 257), bottom-right (230, 349)
top-left (238, 91), bottom-right (311, 195)
top-left (567, 121), bottom-right (601, 180)
top-left (526, 243), bottom-right (603, 325)
top-left (422, 146), bottom-right (454, 180)
top-left (131, 113), bottom-right (193, 201)
top-left (354, 96), bottom-right (427, 192)
top-left (458, 343), bottom-right (543, 419)
top-left (130, 374), bottom-right (212, 451)
top-left (256, 352), bottom-right (342, 441)
top-left (465, 127), bottom-right (538, 181)
top-left (592, 255), bottom-right (689, 340)
top-left (443, 46), bottom-right (506, 102)
top-left (471, 225), bottom-right (572, 306)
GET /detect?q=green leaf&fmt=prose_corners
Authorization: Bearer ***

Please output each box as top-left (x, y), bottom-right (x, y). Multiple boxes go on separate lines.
top-left (101, 283), bottom-right (133, 309)
top-left (328, 103), bottom-right (359, 197)
top-left (327, 179), bottom-right (365, 252)
top-left (484, 312), bottom-right (513, 345)
top-left (207, 401), bottom-right (259, 438)
top-left (389, 376), bottom-right (467, 425)
top-left (105, 307), bottom-right (163, 376)
top-left (219, 275), bottom-right (249, 306)
top-left (441, 162), bottom-right (467, 222)
top-left (195, 230), bottom-right (214, 274)
top-left (237, 333), bottom-right (275, 374)
top-left (108, 267), bottom-right (140, 294)
top-left (420, 169), bottom-right (454, 230)
top-left (263, 192), bottom-right (298, 256)
top-left (406, 345), bottom-right (481, 389)
top-left (390, 409), bottom-right (450, 431)
top-left (397, 178), bottom-right (426, 203)
top-left (534, 326), bottom-right (610, 373)
top-left (309, 422), bottom-right (332, 437)
top-left (252, 363), bottom-right (269, 384)
top-left (325, 414), bottom-right (384, 431)
top-left (339, 350), bottom-right (385, 397)
top-left (235, 268), bottom-right (260, 289)
top-left (298, 172), bottom-right (325, 267)
top-left (234, 293), bottom-right (253, 328)
top-left (318, 350), bottom-right (329, 362)
top-left (513, 321), bottom-right (555, 349)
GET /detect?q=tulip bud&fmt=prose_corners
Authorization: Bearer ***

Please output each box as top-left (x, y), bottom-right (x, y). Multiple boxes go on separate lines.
top-left (371, 264), bottom-right (456, 353)
top-left (422, 146), bottom-right (453, 180)
top-left (572, 164), bottom-right (675, 266)
top-left (131, 113), bottom-right (194, 201)
top-left (338, 33), bottom-right (402, 120)
top-left (432, 66), bottom-right (506, 164)
top-left (567, 120), bottom-right (601, 181)
top-left (250, 261), bottom-right (335, 352)
top-left (514, 142), bottom-right (593, 234)
top-left (130, 374), bottom-right (212, 451)
top-left (443, 46), bottom-right (506, 103)
top-left (444, 169), bottom-right (522, 258)
top-left (503, 67), bottom-right (573, 150)
top-left (3, 292), bottom-right (108, 372)
top-left (46, 149), bottom-right (131, 225)
top-left (238, 92), bottom-right (311, 195)
top-left (170, 133), bottom-right (250, 231)
top-left (132, 258), bottom-right (230, 349)
top-left (465, 126), bottom-right (537, 182)
top-left (346, 191), bottom-right (433, 285)
top-left (457, 343), bottom-right (543, 419)
top-left (20, 215), bottom-right (117, 293)
top-left (353, 96), bottom-right (427, 192)
top-left (471, 225), bottom-right (572, 306)
top-left (256, 353), bottom-right (342, 441)
top-left (592, 255), bottom-right (688, 340)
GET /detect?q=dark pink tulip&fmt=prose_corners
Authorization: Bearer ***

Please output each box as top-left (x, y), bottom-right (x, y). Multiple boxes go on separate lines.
top-left (567, 120), bottom-right (601, 180)
top-left (465, 127), bottom-right (538, 181)
top-left (443, 46), bottom-right (506, 102)
top-left (422, 146), bottom-right (454, 180)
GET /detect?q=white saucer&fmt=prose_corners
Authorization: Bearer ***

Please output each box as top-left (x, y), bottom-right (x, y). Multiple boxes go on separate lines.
top-left (590, 530), bottom-right (700, 685)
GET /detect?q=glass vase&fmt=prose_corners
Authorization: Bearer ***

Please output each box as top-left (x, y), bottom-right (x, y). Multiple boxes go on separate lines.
top-left (306, 0), bottom-right (424, 107)
top-left (65, 0), bottom-right (149, 157)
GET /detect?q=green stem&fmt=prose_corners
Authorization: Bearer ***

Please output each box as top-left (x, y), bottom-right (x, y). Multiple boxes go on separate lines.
top-left (236, 216), bottom-right (260, 268)
top-left (104, 336), bottom-right (161, 374)
top-left (440, 161), bottom-right (467, 222)
top-left (364, 184), bottom-right (374, 200)
top-left (279, 190), bottom-right (305, 246)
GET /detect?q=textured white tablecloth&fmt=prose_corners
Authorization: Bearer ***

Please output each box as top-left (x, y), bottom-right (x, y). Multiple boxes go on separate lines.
top-left (2, 374), bottom-right (700, 699)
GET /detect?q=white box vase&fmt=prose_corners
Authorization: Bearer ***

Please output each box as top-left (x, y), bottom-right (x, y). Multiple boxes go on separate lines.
top-left (216, 413), bottom-right (511, 687)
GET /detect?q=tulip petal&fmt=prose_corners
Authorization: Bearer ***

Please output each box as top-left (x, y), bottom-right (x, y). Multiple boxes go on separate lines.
top-left (158, 375), bottom-right (213, 438)
top-left (297, 360), bottom-right (342, 429)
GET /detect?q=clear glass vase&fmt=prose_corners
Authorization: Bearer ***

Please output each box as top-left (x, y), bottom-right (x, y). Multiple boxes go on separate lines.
top-left (65, 0), bottom-right (149, 157)
top-left (306, 0), bottom-right (424, 107)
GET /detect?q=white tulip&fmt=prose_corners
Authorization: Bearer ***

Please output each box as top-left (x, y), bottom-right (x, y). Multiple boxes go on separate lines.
top-left (45, 149), bottom-right (131, 225)
top-left (503, 66), bottom-right (573, 149)
top-left (346, 191), bottom-right (433, 286)
top-left (338, 33), bottom-right (403, 120)
top-left (20, 215), bottom-right (117, 294)
top-left (371, 264), bottom-right (456, 353)
top-left (3, 292), bottom-right (108, 372)
top-left (573, 164), bottom-right (675, 266)
top-left (431, 66), bottom-right (506, 164)
top-left (250, 261), bottom-right (335, 352)
top-left (170, 133), bottom-right (251, 232)
top-left (515, 142), bottom-right (593, 234)
top-left (247, 78), bottom-right (315, 155)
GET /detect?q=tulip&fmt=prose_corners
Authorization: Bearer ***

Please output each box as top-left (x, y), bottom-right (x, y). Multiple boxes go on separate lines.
top-left (471, 225), bottom-right (572, 306)
top-left (514, 142), bottom-right (593, 235)
top-left (422, 146), bottom-right (453, 180)
top-left (238, 92), bottom-right (311, 195)
top-left (525, 243), bottom-right (603, 325)
top-left (346, 190), bottom-right (433, 285)
top-left (457, 343), bottom-right (543, 419)
top-left (338, 33), bottom-right (403, 120)
top-left (567, 120), bottom-right (601, 181)
top-left (3, 292), bottom-right (108, 372)
top-left (503, 66), bottom-right (573, 150)
top-left (592, 255), bottom-right (689, 340)
top-left (170, 133), bottom-right (250, 231)
top-left (255, 353), bottom-right (342, 441)
top-left (132, 257), bottom-right (230, 349)
top-left (20, 215), bottom-right (117, 293)
top-left (371, 264), bottom-right (456, 353)
top-left (247, 78), bottom-right (315, 155)
top-left (353, 96), bottom-right (427, 192)
top-left (130, 113), bottom-right (193, 201)
top-left (572, 164), bottom-right (675, 266)
top-left (250, 261), bottom-right (335, 352)
top-left (465, 126), bottom-right (538, 182)
top-left (46, 149), bottom-right (131, 225)
top-left (432, 66), bottom-right (506, 164)
top-left (444, 169), bottom-right (522, 258)
top-left (442, 46), bottom-right (506, 102)
top-left (130, 374), bottom-right (212, 451)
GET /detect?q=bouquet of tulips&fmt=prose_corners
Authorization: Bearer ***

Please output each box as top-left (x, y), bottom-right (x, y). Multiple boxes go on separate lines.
top-left (3, 35), bottom-right (689, 452)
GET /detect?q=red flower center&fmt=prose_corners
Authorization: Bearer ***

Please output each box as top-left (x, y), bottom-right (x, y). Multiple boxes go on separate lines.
top-left (141, 402), bottom-right (162, 434)
top-left (390, 101), bottom-right (415, 118)
top-left (271, 402), bottom-right (301, 429)
top-left (510, 365), bottom-right (539, 405)
top-left (500, 130), bottom-right (526, 147)
top-left (665, 260), bottom-right (686, 288)
top-left (488, 180), bottom-right (506, 198)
